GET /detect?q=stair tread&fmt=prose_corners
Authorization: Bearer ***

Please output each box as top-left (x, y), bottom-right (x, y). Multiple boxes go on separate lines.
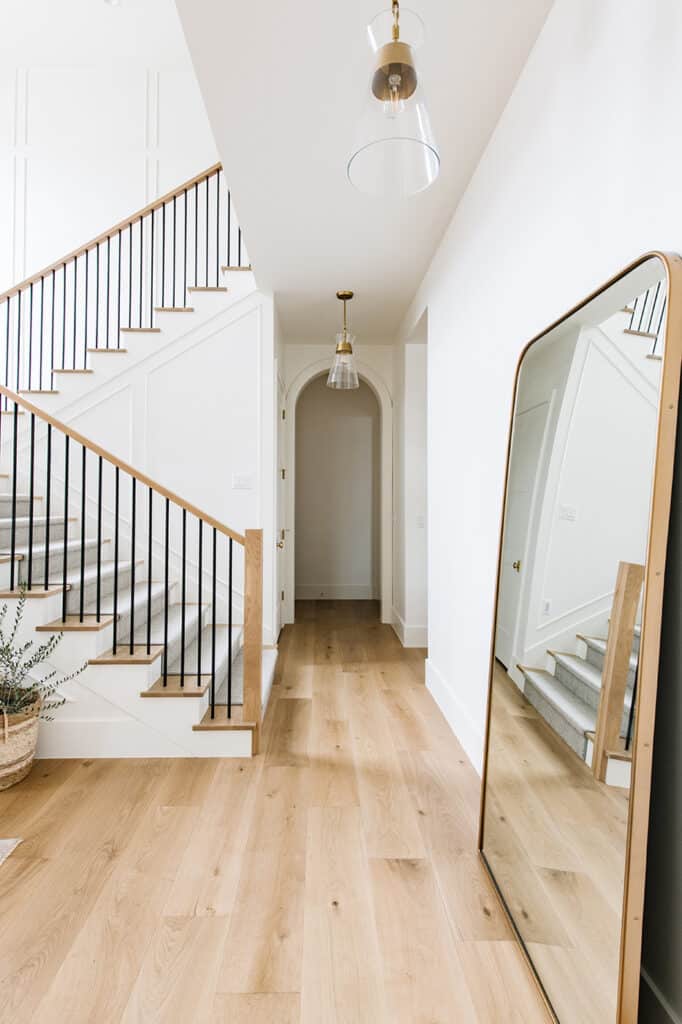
top-left (521, 667), bottom-right (596, 733)
top-left (579, 634), bottom-right (639, 672)
top-left (0, 515), bottom-right (70, 528)
top-left (550, 651), bottom-right (603, 693)
top-left (83, 578), bottom-right (169, 618)
top-left (12, 535), bottom-right (108, 557)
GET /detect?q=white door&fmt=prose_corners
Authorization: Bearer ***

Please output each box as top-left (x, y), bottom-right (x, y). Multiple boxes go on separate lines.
top-left (495, 402), bottom-right (549, 668)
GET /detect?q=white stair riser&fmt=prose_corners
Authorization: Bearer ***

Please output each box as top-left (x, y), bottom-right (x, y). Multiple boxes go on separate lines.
top-left (524, 678), bottom-right (589, 759)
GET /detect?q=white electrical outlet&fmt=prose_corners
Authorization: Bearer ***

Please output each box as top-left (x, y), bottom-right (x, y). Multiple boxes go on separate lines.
top-left (558, 504), bottom-right (577, 522)
top-left (543, 599), bottom-right (551, 616)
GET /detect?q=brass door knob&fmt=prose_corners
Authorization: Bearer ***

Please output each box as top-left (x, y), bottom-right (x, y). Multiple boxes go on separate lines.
top-left (512, 560), bottom-right (521, 572)
top-left (277, 540), bottom-right (285, 549)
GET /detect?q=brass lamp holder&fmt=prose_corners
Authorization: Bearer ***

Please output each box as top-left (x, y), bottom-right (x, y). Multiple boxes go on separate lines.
top-left (335, 291), bottom-right (354, 354)
top-left (371, 0), bottom-right (418, 104)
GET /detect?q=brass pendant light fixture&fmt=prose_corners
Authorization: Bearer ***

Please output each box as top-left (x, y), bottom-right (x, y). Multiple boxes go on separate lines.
top-left (327, 291), bottom-right (359, 390)
top-left (348, 0), bottom-right (439, 197)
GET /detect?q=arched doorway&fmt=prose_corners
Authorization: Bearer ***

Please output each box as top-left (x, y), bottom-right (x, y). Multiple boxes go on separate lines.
top-left (295, 375), bottom-right (380, 606)
top-left (283, 360), bottom-right (393, 625)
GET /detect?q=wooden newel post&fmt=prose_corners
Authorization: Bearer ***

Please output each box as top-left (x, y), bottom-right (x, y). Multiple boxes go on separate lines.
top-left (592, 561), bottom-right (644, 783)
top-left (243, 528), bottom-right (263, 754)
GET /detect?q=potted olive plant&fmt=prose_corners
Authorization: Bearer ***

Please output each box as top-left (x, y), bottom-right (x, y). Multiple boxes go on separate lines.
top-left (0, 589), bottom-right (86, 790)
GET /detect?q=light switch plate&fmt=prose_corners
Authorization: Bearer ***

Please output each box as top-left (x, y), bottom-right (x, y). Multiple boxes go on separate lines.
top-left (232, 473), bottom-right (255, 490)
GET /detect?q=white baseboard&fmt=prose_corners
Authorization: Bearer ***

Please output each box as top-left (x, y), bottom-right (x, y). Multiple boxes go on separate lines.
top-left (295, 584), bottom-right (378, 600)
top-left (640, 968), bottom-right (682, 1024)
top-left (391, 608), bottom-right (427, 648)
top-left (425, 658), bottom-right (484, 774)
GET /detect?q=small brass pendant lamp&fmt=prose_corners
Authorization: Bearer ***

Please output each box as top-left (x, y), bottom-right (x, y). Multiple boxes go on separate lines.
top-left (327, 291), bottom-right (359, 390)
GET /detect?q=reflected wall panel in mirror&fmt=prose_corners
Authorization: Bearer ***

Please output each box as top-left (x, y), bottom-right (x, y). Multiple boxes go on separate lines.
top-left (479, 254), bottom-right (682, 1024)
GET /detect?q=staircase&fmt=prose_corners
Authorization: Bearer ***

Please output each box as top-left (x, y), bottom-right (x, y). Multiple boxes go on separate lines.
top-left (519, 625), bottom-right (638, 762)
top-left (0, 165), bottom-right (276, 758)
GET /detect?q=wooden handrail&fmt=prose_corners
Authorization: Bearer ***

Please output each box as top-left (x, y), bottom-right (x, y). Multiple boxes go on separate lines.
top-left (0, 383), bottom-right (245, 546)
top-left (592, 561), bottom-right (644, 782)
top-left (0, 163), bottom-right (222, 304)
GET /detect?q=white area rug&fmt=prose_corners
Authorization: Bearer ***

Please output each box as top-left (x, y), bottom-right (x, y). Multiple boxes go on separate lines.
top-left (0, 839), bottom-right (21, 865)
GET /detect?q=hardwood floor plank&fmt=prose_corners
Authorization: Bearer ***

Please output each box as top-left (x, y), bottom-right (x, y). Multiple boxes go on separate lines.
top-left (370, 857), bottom-right (478, 1023)
top-left (345, 671), bottom-right (426, 859)
top-left (120, 916), bottom-right (227, 1023)
top-left (211, 993), bottom-right (300, 1023)
top-left (265, 698), bottom-right (311, 768)
top-left (301, 807), bottom-right (387, 1024)
top-left (217, 767), bottom-right (308, 994)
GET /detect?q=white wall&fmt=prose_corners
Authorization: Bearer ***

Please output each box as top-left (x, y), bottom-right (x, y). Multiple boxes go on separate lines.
top-left (0, 0), bottom-right (217, 291)
top-left (295, 376), bottom-right (380, 600)
top-left (399, 0), bottom-right (682, 775)
top-left (392, 319), bottom-right (428, 647)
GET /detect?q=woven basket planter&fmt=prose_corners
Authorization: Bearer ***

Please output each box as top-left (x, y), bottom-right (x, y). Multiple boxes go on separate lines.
top-left (0, 702), bottom-right (40, 791)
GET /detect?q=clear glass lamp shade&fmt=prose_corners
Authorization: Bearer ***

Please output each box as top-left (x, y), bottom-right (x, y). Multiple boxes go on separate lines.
top-left (347, 85), bottom-right (439, 196)
top-left (327, 336), bottom-right (360, 390)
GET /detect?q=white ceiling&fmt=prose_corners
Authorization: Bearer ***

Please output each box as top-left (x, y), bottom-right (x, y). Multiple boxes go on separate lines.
top-left (176, 0), bottom-right (553, 343)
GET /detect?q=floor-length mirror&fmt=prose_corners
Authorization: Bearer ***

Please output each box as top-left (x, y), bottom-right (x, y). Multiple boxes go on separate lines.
top-left (480, 256), bottom-right (677, 1023)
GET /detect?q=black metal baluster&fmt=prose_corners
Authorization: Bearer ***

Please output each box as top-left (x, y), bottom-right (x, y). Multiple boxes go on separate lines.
top-left (147, 487), bottom-right (153, 655)
top-left (194, 182), bottom-right (199, 286)
top-left (180, 508), bottom-right (186, 687)
top-left (39, 276), bottom-right (44, 390)
top-left (163, 497), bottom-right (169, 686)
top-left (161, 204), bottom-right (166, 308)
top-left (654, 296), bottom-right (667, 355)
top-left (84, 249), bottom-right (89, 367)
top-left (215, 172), bottom-right (220, 286)
top-left (646, 282), bottom-right (661, 335)
top-left (150, 209), bottom-right (155, 327)
top-left (5, 297), bottom-right (10, 395)
top-left (227, 189), bottom-right (232, 270)
top-left (50, 269), bottom-right (56, 383)
top-left (210, 528), bottom-right (217, 718)
top-left (172, 195), bottom-right (177, 308)
top-left (61, 263), bottom-right (66, 368)
top-left (117, 230), bottom-right (122, 345)
top-left (197, 519), bottom-right (203, 688)
top-left (182, 188), bottom-right (188, 305)
top-left (72, 256), bottom-right (77, 369)
top-left (238, 226), bottom-right (242, 266)
top-left (16, 290), bottom-right (21, 391)
top-left (139, 216), bottom-right (143, 328)
top-left (44, 424), bottom-right (52, 591)
top-left (113, 467), bottom-right (119, 654)
top-left (96, 455), bottom-right (102, 621)
top-left (28, 282), bottom-right (33, 392)
top-left (228, 537), bottom-right (233, 717)
top-left (79, 445), bottom-right (86, 621)
top-left (27, 414), bottom-right (35, 590)
top-left (205, 177), bottom-right (209, 284)
top-left (62, 434), bottom-right (69, 622)
top-left (95, 243), bottom-right (100, 349)
top-left (129, 476), bottom-right (136, 655)
top-left (9, 403), bottom-right (18, 591)
top-left (106, 236), bottom-right (111, 349)
top-left (128, 223), bottom-right (133, 328)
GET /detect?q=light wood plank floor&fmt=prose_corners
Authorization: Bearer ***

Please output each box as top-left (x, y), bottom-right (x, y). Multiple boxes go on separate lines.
top-left (0, 600), bottom-right (548, 1023)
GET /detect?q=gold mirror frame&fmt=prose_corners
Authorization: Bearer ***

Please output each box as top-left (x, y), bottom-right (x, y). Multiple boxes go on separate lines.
top-left (478, 252), bottom-right (682, 1024)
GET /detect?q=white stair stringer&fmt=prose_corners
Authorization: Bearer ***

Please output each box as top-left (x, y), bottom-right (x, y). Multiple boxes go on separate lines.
top-left (21, 268), bottom-right (257, 423)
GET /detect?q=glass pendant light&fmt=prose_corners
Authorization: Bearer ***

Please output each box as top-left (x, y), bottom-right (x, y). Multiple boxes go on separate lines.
top-left (347, 1), bottom-right (439, 197)
top-left (327, 291), bottom-right (360, 390)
